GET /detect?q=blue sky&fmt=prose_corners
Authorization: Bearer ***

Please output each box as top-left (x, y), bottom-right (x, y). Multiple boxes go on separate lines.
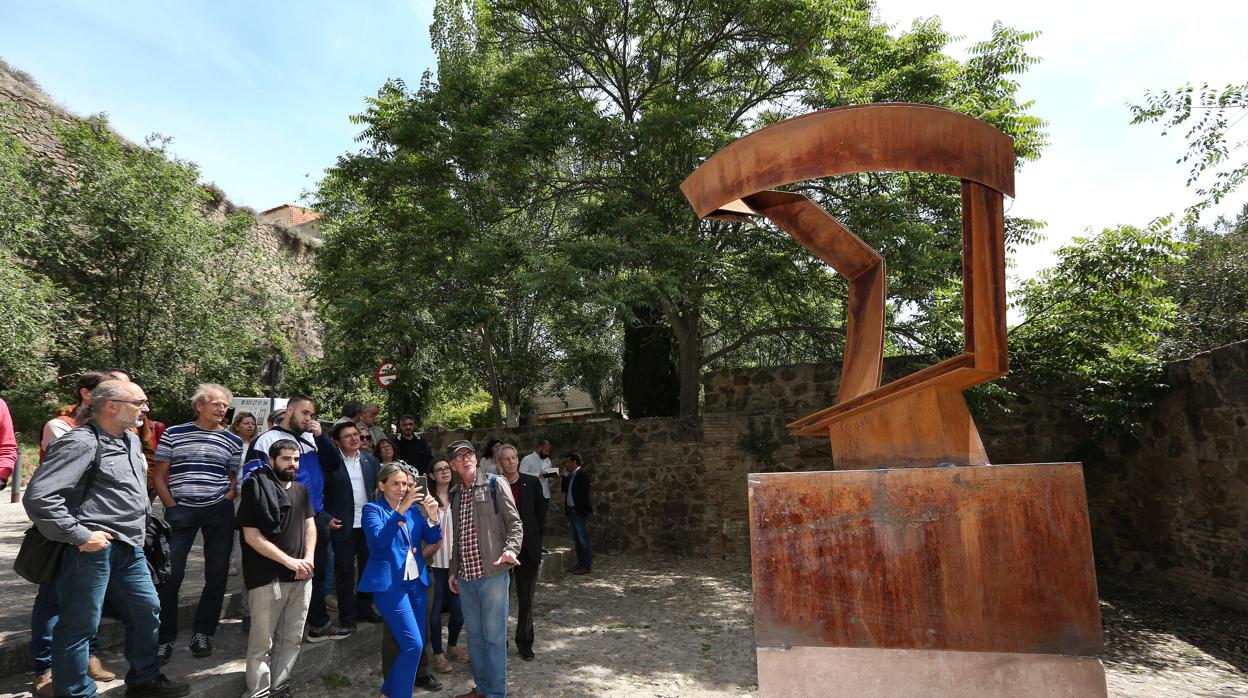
top-left (1, 0), bottom-right (1246, 282)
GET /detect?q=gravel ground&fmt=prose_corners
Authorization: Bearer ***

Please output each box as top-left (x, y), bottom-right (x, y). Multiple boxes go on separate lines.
top-left (294, 555), bottom-right (756, 697)
top-left (292, 556), bottom-right (1248, 697)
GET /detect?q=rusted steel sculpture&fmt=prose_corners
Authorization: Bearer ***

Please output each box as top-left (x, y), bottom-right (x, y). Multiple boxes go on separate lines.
top-left (681, 104), bottom-right (1107, 697)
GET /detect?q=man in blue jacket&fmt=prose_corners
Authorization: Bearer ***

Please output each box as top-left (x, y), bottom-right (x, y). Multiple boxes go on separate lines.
top-left (324, 421), bottom-right (383, 629)
top-left (244, 395), bottom-right (346, 640)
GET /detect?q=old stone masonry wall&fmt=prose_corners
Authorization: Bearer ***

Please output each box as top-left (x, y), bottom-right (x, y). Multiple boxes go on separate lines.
top-left (0, 60), bottom-right (323, 361)
top-left (432, 343), bottom-right (1248, 613)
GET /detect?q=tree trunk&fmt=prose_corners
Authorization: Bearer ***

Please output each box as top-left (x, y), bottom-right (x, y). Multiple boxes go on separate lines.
top-left (669, 304), bottom-right (702, 417)
top-left (621, 304), bottom-right (680, 418)
top-left (479, 323), bottom-right (505, 428)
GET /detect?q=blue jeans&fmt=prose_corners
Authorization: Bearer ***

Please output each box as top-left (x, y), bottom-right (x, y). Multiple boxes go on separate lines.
top-left (54, 542), bottom-right (160, 697)
top-left (374, 586), bottom-right (426, 698)
top-left (31, 583), bottom-right (101, 673)
top-left (567, 512), bottom-right (593, 571)
top-left (158, 499), bottom-right (234, 643)
top-left (458, 572), bottom-right (510, 697)
top-left (428, 567), bottom-right (463, 654)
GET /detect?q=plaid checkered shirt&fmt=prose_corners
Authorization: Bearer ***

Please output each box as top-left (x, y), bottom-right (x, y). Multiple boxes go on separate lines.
top-left (457, 483), bottom-right (484, 580)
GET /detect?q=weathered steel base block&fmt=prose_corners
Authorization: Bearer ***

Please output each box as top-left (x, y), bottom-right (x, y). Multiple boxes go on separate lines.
top-left (756, 646), bottom-right (1107, 698)
top-left (748, 463), bottom-right (1106, 695)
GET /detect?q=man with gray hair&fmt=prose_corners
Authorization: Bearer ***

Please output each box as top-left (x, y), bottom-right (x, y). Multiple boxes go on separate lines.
top-left (151, 383), bottom-right (245, 663)
top-left (25, 380), bottom-right (191, 697)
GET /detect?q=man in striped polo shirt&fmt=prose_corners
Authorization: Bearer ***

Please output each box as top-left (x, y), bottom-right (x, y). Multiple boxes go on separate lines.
top-left (152, 384), bottom-right (244, 663)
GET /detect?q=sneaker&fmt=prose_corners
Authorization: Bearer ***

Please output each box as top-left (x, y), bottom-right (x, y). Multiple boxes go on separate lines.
top-left (32, 670), bottom-right (52, 698)
top-left (189, 632), bottom-right (213, 658)
top-left (415, 675), bottom-right (443, 692)
top-left (433, 653), bottom-right (452, 673)
top-left (305, 623), bottom-right (352, 642)
top-left (447, 644), bottom-right (469, 662)
top-left (157, 642), bottom-right (173, 665)
top-left (125, 674), bottom-right (191, 697)
top-left (88, 655), bottom-right (118, 681)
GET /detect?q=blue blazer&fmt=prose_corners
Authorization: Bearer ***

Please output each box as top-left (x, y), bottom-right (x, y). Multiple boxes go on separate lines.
top-left (358, 498), bottom-right (441, 593)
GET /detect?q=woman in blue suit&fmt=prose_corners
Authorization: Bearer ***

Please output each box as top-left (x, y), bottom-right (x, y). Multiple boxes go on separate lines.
top-left (359, 463), bottom-right (441, 698)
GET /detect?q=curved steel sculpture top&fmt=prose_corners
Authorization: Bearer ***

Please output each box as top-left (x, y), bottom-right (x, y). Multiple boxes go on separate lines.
top-left (681, 103), bottom-right (1015, 469)
top-left (681, 103), bottom-right (1015, 219)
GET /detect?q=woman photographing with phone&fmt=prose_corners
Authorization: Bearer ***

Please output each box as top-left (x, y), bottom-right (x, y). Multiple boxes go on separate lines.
top-left (359, 463), bottom-right (442, 698)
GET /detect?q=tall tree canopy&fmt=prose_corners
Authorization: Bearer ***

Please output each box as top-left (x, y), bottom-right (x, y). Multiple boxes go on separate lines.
top-left (314, 0), bottom-right (1047, 420)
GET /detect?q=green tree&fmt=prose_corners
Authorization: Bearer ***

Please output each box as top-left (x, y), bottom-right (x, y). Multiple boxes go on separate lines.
top-left (1160, 203), bottom-right (1248, 358)
top-left (486, 1), bottom-right (1047, 414)
top-left (1008, 223), bottom-right (1184, 432)
top-left (1130, 80), bottom-right (1248, 221)
top-left (3, 115), bottom-right (288, 421)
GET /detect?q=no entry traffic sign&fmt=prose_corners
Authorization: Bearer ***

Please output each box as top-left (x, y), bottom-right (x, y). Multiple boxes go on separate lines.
top-left (376, 361), bottom-right (399, 389)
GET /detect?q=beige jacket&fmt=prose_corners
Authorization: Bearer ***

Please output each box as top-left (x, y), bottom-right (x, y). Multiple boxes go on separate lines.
top-left (448, 467), bottom-right (523, 579)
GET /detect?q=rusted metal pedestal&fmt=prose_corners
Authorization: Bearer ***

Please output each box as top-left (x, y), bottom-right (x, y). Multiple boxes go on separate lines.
top-left (748, 463), bottom-right (1107, 697)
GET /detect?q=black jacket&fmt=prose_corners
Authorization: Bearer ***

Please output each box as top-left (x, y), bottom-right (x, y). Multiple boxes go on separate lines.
top-left (561, 467), bottom-right (592, 516)
top-left (508, 473), bottom-right (546, 565)
top-left (394, 434), bottom-right (432, 474)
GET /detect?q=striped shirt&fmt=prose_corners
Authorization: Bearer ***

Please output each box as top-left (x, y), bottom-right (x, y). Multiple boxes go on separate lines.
top-left (155, 422), bottom-right (242, 508)
top-left (457, 484), bottom-right (484, 580)
top-left (429, 498), bottom-right (455, 569)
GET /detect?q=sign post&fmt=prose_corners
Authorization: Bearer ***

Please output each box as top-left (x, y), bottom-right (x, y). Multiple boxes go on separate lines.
top-left (261, 357), bottom-right (284, 420)
top-left (376, 361), bottom-right (399, 389)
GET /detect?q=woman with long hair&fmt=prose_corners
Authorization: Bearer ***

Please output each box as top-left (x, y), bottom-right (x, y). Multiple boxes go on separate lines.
top-left (478, 437), bottom-right (503, 475)
top-left (425, 458), bottom-right (466, 670)
top-left (360, 463), bottom-right (441, 698)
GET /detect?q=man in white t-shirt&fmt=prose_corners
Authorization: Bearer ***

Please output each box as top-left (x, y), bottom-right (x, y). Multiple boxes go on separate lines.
top-left (518, 439), bottom-right (554, 507)
top-left (323, 421), bottom-right (382, 630)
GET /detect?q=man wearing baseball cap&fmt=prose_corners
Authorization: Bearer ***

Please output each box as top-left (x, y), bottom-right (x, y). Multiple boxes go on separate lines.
top-left (446, 440), bottom-right (522, 698)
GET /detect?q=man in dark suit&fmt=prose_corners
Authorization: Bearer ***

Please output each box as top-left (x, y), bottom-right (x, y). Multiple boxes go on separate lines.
top-left (497, 444), bottom-right (545, 660)
top-left (561, 452), bottom-right (593, 574)
top-left (322, 421), bottom-right (383, 631)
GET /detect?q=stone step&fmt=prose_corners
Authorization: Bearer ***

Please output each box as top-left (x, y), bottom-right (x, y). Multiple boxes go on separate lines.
top-left (0, 547), bottom-right (574, 696)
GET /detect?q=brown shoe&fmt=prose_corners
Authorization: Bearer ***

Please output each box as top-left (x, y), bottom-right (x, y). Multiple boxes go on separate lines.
top-left (453, 690), bottom-right (486, 698)
top-left (33, 670), bottom-right (53, 698)
top-left (447, 644), bottom-right (470, 662)
top-left (88, 655), bottom-right (118, 681)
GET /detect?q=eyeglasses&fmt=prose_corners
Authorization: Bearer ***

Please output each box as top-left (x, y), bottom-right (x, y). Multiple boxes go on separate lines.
top-left (432, 467), bottom-right (452, 474)
top-left (450, 450), bottom-right (475, 462)
top-left (111, 399), bottom-right (150, 407)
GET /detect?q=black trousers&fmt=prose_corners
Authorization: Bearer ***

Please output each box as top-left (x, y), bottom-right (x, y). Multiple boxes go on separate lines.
top-left (511, 554), bottom-right (541, 653)
top-left (332, 527), bottom-right (371, 627)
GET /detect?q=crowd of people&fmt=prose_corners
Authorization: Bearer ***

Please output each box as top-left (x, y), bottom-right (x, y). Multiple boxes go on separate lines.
top-left (10, 373), bottom-right (596, 698)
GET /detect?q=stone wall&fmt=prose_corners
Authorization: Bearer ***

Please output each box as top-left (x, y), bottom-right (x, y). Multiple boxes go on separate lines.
top-left (1082, 342), bottom-right (1248, 611)
top-left (0, 60), bottom-right (322, 361)
top-left (423, 418), bottom-right (708, 557)
top-left (699, 345), bottom-right (1248, 611)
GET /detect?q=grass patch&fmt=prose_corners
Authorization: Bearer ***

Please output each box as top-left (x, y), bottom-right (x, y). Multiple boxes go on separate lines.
top-left (322, 672), bottom-right (351, 689)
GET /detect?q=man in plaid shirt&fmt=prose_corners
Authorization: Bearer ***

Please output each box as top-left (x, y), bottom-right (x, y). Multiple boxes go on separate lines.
top-left (447, 440), bottom-right (522, 698)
